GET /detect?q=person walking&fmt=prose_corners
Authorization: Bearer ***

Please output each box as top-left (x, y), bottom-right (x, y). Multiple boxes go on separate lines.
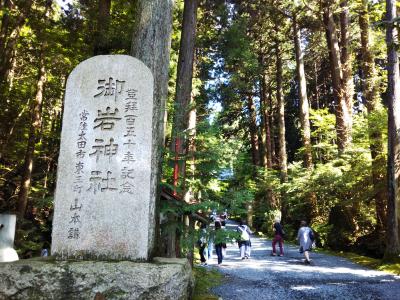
top-left (198, 222), bottom-right (208, 266)
top-left (297, 220), bottom-right (314, 264)
top-left (214, 220), bottom-right (226, 265)
top-left (237, 220), bottom-right (252, 259)
top-left (220, 210), bottom-right (228, 227)
top-left (206, 224), bottom-right (214, 261)
top-left (271, 218), bottom-right (285, 256)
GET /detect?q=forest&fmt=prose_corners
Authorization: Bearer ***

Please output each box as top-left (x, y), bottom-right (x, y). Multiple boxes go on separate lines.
top-left (0, 0), bottom-right (400, 262)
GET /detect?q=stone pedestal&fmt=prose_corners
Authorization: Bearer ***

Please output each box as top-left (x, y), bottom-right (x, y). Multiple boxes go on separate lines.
top-left (0, 257), bottom-right (194, 299)
top-left (0, 214), bottom-right (19, 263)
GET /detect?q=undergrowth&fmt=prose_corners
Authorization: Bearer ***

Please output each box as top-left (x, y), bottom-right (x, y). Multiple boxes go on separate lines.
top-left (192, 266), bottom-right (223, 300)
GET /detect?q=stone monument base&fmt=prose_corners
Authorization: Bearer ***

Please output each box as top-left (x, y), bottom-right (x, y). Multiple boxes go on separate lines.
top-left (0, 257), bottom-right (194, 300)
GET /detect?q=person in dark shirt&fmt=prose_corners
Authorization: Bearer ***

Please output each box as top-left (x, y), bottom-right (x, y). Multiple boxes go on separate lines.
top-left (198, 222), bottom-right (208, 266)
top-left (214, 220), bottom-right (226, 265)
top-left (220, 209), bottom-right (228, 227)
top-left (271, 218), bottom-right (284, 256)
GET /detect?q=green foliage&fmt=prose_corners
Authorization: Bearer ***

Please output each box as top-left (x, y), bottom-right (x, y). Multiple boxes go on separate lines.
top-left (193, 266), bottom-right (223, 300)
top-left (224, 188), bottom-right (254, 217)
top-left (278, 108), bottom-right (387, 251)
top-left (220, 17), bottom-right (260, 82)
top-left (309, 108), bottom-right (337, 161)
top-left (15, 205), bottom-right (52, 257)
top-left (0, 0), bottom-right (139, 254)
top-left (0, 0), bottom-right (393, 260)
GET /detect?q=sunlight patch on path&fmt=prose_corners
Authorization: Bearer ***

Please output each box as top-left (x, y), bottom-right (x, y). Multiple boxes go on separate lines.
top-left (291, 285), bottom-right (316, 291)
top-left (208, 220), bottom-right (400, 299)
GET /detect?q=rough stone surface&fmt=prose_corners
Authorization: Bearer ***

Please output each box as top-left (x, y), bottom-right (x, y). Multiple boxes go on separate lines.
top-left (52, 55), bottom-right (155, 260)
top-left (0, 257), bottom-right (194, 300)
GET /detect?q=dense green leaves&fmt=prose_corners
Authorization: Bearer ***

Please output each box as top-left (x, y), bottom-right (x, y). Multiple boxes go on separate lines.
top-left (0, 0), bottom-right (395, 259)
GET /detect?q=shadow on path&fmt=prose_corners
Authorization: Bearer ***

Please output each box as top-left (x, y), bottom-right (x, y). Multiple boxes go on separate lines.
top-left (203, 220), bottom-right (400, 300)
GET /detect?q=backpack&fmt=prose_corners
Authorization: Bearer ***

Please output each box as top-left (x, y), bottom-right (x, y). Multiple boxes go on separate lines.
top-left (239, 226), bottom-right (250, 241)
top-left (196, 236), bottom-right (206, 248)
top-left (309, 228), bottom-right (315, 242)
top-left (274, 222), bottom-right (285, 237)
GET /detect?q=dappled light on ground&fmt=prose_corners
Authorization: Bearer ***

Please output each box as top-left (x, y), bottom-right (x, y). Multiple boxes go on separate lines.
top-left (205, 220), bottom-right (400, 299)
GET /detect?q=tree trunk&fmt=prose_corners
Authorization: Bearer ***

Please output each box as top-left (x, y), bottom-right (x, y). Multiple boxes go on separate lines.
top-left (0, 0), bottom-right (13, 53)
top-left (260, 70), bottom-right (275, 209)
top-left (93, 0), bottom-right (111, 55)
top-left (314, 61), bottom-right (320, 109)
top-left (323, 3), bottom-right (351, 153)
top-left (0, 47), bottom-right (23, 160)
top-left (130, 0), bottom-right (174, 258)
top-left (0, 0), bottom-right (32, 87)
top-left (276, 41), bottom-right (287, 183)
top-left (259, 111), bottom-right (267, 167)
top-left (183, 90), bottom-right (197, 207)
top-left (247, 95), bottom-right (260, 167)
top-left (384, 0), bottom-right (400, 259)
top-left (359, 0), bottom-right (387, 230)
top-left (340, 0), bottom-right (353, 127)
top-left (166, 216), bottom-right (178, 258)
top-left (187, 216), bottom-right (195, 265)
top-left (293, 14), bottom-right (313, 169)
top-left (17, 45), bottom-right (46, 217)
top-left (269, 89), bottom-right (277, 167)
top-left (259, 73), bottom-right (267, 167)
top-left (293, 14), bottom-right (317, 218)
top-left (0, 98), bottom-right (30, 160)
top-left (170, 0), bottom-right (199, 195)
top-left (184, 101), bottom-right (196, 202)
top-left (261, 72), bottom-right (273, 169)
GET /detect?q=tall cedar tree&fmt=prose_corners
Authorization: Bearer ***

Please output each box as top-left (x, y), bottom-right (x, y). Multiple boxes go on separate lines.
top-left (171, 0), bottom-right (199, 196)
top-left (131, 0), bottom-right (174, 257)
top-left (339, 0), bottom-right (353, 136)
top-left (322, 0), bottom-right (352, 153)
top-left (385, 0), bottom-right (400, 259)
top-left (0, 0), bottom-right (33, 87)
top-left (293, 12), bottom-right (312, 169)
top-left (359, 0), bottom-right (387, 230)
top-left (17, 2), bottom-right (52, 217)
top-left (93, 0), bottom-right (111, 55)
top-left (276, 36), bottom-right (288, 183)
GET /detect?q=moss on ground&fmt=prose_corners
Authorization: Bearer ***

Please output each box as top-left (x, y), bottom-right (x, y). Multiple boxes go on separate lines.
top-left (315, 249), bottom-right (400, 275)
top-left (192, 266), bottom-right (223, 300)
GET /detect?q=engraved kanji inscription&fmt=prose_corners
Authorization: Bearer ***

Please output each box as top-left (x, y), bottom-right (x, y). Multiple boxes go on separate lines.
top-left (94, 77), bottom-right (125, 101)
top-left (93, 107), bottom-right (122, 130)
top-left (89, 138), bottom-right (118, 162)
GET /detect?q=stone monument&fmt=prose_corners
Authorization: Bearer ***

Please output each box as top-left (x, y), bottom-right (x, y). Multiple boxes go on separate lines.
top-left (0, 55), bottom-right (194, 299)
top-left (51, 55), bottom-right (155, 260)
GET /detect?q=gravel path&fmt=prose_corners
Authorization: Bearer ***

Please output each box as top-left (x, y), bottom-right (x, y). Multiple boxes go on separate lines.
top-left (205, 221), bottom-right (400, 300)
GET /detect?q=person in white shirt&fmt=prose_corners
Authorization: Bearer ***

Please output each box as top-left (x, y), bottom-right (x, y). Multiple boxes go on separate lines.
top-left (297, 220), bottom-right (314, 264)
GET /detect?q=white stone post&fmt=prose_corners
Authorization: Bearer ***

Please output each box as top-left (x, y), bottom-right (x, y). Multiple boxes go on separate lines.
top-left (0, 214), bottom-right (19, 262)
